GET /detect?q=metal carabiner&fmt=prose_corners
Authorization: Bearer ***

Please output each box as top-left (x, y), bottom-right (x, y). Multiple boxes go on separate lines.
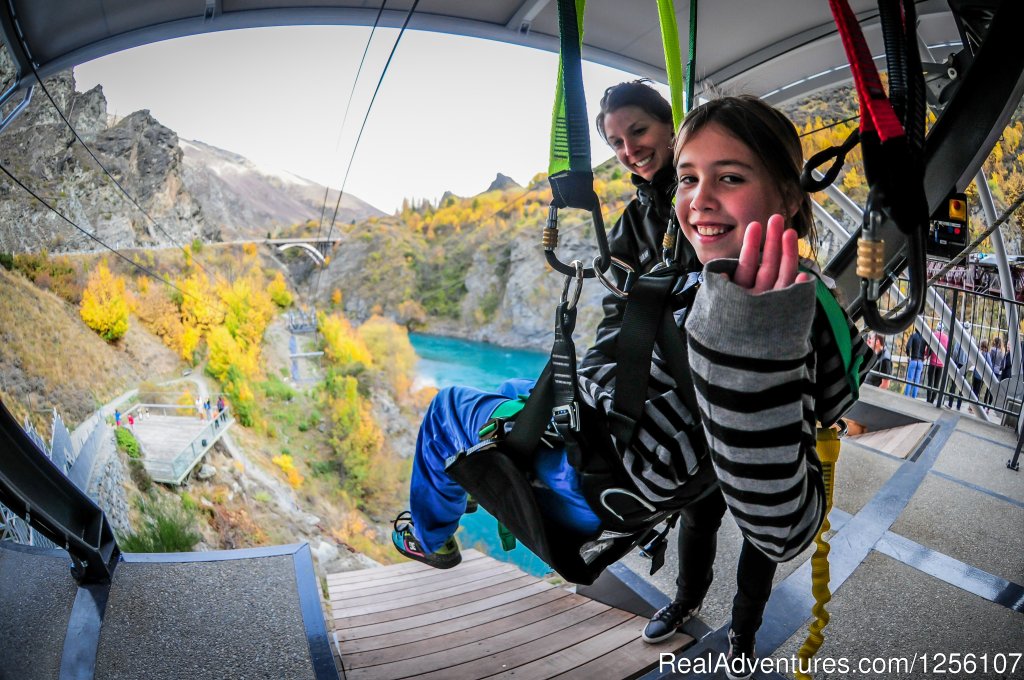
top-left (593, 255), bottom-right (635, 299)
top-left (560, 259), bottom-right (585, 310)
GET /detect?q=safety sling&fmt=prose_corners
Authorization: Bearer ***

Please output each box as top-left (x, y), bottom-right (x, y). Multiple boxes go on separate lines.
top-left (445, 264), bottom-right (713, 585)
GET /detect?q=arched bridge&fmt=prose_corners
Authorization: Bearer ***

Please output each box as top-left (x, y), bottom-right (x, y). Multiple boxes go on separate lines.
top-left (265, 237), bottom-right (342, 265)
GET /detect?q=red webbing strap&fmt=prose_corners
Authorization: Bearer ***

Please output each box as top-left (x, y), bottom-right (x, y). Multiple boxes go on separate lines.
top-left (828, 0), bottom-right (905, 142)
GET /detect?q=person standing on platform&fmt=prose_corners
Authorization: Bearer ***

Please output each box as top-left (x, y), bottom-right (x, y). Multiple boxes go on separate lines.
top-left (904, 328), bottom-right (926, 398)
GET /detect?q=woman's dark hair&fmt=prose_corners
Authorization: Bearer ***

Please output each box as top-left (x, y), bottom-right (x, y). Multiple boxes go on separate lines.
top-left (673, 95), bottom-right (816, 247)
top-left (596, 79), bottom-right (673, 143)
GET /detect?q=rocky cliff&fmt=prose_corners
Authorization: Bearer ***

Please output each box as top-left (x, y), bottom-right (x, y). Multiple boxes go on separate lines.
top-left (0, 72), bottom-right (382, 253)
top-left (0, 72), bottom-right (209, 252)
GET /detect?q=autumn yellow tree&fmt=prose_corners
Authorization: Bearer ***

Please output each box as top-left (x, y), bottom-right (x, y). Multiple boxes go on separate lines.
top-left (220, 276), bottom-right (274, 351)
top-left (320, 313), bottom-right (373, 370)
top-left (358, 315), bottom-right (417, 397)
top-left (80, 261), bottom-right (130, 342)
top-left (267, 271), bottom-right (293, 308)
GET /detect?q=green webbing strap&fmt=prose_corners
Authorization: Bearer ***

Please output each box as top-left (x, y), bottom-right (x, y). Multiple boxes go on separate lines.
top-left (656, 0), bottom-right (685, 128)
top-left (809, 274), bottom-right (863, 399)
top-left (548, 0), bottom-right (589, 177)
top-left (685, 0), bottom-right (698, 113)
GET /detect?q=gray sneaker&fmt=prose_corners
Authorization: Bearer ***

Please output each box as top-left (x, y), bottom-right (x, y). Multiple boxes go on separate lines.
top-left (641, 600), bottom-right (701, 643)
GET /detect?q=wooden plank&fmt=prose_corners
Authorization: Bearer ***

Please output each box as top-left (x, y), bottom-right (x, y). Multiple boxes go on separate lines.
top-left (486, 616), bottom-right (653, 680)
top-left (346, 593), bottom-right (598, 667)
top-left (345, 600), bottom-right (611, 680)
top-left (412, 608), bottom-right (635, 680)
top-left (551, 630), bottom-right (696, 680)
top-left (334, 570), bottom-right (529, 618)
top-left (849, 422), bottom-right (931, 458)
top-left (336, 580), bottom-right (553, 638)
top-left (332, 562), bottom-right (519, 604)
top-left (340, 589), bottom-right (578, 654)
top-left (328, 550), bottom-right (485, 586)
top-left (330, 554), bottom-right (500, 597)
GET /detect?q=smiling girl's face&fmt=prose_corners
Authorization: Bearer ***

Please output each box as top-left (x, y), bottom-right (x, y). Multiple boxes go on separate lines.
top-left (674, 122), bottom-right (793, 265)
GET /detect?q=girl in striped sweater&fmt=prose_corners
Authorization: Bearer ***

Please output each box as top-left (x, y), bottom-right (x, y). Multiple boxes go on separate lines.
top-left (618, 95), bottom-right (872, 674)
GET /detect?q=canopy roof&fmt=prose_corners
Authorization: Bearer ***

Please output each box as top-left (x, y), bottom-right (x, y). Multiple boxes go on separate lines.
top-left (2, 0), bottom-right (961, 104)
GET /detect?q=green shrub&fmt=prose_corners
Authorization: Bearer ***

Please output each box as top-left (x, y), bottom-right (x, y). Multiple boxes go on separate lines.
top-left (309, 460), bottom-right (336, 478)
top-left (0, 252), bottom-right (12, 270)
top-left (117, 495), bottom-right (201, 553)
top-left (116, 427), bottom-right (141, 458)
top-left (128, 459), bottom-right (152, 493)
top-left (261, 375), bottom-right (296, 401)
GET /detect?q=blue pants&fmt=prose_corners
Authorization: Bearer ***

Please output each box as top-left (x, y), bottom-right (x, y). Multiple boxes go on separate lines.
top-left (904, 359), bottom-right (923, 398)
top-left (409, 379), bottom-right (601, 553)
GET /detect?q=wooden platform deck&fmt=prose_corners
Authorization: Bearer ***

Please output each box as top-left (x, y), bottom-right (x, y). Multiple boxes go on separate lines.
top-left (848, 421), bottom-right (933, 458)
top-left (329, 550), bottom-right (693, 680)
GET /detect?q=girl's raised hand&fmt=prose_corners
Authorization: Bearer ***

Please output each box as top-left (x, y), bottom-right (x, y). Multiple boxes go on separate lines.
top-left (732, 213), bottom-right (811, 294)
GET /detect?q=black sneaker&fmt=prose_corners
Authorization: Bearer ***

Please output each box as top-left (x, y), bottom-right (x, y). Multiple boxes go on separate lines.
top-left (725, 628), bottom-right (756, 680)
top-left (641, 600), bottom-right (701, 643)
top-left (390, 511), bottom-right (462, 569)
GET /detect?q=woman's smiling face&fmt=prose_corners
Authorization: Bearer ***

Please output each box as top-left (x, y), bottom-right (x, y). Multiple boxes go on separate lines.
top-left (602, 105), bottom-right (674, 182)
top-left (675, 122), bottom-right (791, 264)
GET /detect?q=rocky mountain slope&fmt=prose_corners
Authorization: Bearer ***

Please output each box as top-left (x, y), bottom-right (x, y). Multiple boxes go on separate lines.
top-left (180, 139), bottom-right (382, 241)
top-left (0, 72), bottom-right (209, 252)
top-left (0, 72), bottom-right (381, 253)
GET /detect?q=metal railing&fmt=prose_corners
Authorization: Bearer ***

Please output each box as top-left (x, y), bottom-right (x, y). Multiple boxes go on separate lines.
top-left (865, 280), bottom-right (1024, 426)
top-left (0, 399), bottom-right (119, 583)
top-left (0, 408), bottom-right (107, 552)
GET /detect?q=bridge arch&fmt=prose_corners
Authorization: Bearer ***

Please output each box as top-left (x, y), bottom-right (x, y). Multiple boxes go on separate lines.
top-left (276, 242), bottom-right (326, 266)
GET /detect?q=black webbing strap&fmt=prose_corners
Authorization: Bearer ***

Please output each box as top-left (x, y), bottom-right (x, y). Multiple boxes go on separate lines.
top-left (656, 301), bottom-right (703, 436)
top-left (611, 270), bottom-right (679, 441)
top-left (552, 0), bottom-right (591, 176)
top-left (549, 0), bottom-right (597, 211)
top-left (551, 300), bottom-right (584, 465)
top-left (501, 363), bottom-right (554, 461)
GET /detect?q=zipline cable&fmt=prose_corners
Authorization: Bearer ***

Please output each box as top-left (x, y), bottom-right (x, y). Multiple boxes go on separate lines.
top-left (799, 114), bottom-right (860, 138)
top-left (0, 160), bottom-right (198, 302)
top-left (311, 0), bottom-right (421, 304)
top-left (307, 0), bottom-right (389, 304)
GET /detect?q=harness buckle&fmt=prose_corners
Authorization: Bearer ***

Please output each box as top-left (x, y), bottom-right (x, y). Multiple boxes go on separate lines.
top-left (478, 417), bottom-right (509, 441)
top-left (552, 401), bottom-right (580, 431)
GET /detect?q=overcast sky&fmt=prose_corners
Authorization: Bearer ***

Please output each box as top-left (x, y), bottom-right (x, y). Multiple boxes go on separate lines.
top-left (74, 26), bottom-right (652, 214)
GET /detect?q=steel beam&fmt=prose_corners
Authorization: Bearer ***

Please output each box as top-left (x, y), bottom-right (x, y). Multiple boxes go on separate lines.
top-left (0, 400), bottom-right (119, 583)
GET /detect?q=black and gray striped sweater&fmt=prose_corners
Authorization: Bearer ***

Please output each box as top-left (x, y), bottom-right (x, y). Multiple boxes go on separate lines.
top-left (578, 258), bottom-right (873, 562)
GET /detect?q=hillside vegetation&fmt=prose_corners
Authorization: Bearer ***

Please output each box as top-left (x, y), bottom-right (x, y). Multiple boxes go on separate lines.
top-left (0, 241), bottom-right (422, 563)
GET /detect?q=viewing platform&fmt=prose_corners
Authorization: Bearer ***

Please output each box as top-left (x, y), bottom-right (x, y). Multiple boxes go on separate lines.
top-left (128, 404), bottom-right (233, 484)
